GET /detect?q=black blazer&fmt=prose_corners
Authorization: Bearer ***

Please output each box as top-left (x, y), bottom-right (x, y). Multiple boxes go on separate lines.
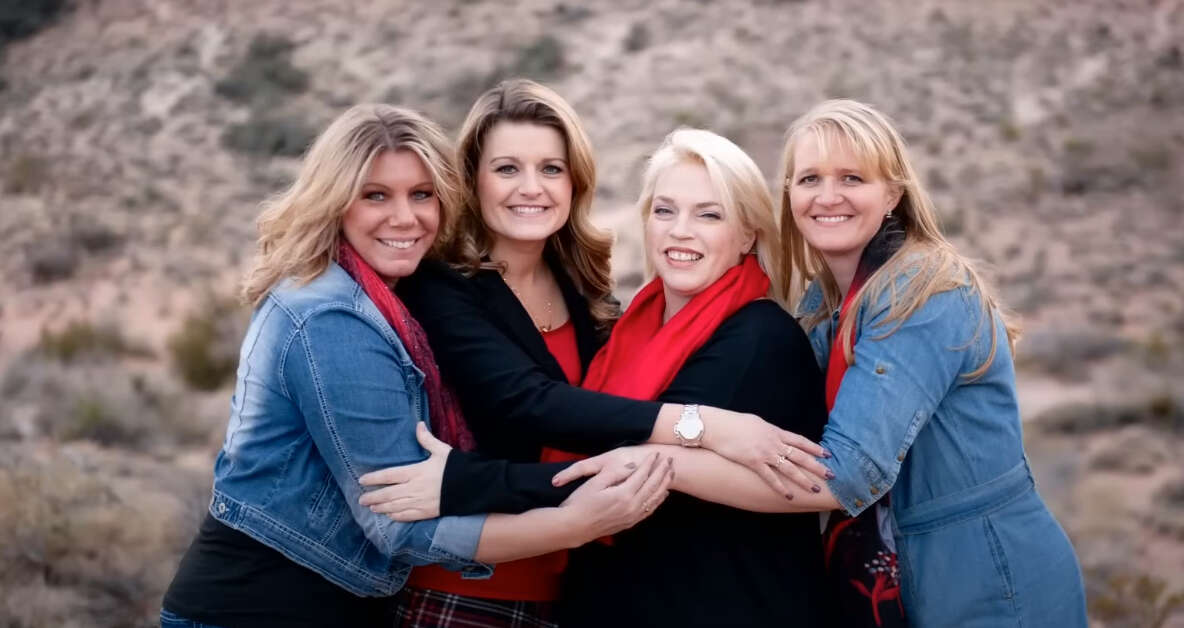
top-left (397, 256), bottom-right (662, 515)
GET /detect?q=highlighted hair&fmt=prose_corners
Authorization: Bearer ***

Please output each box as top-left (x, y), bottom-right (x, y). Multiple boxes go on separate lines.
top-left (240, 104), bottom-right (460, 306)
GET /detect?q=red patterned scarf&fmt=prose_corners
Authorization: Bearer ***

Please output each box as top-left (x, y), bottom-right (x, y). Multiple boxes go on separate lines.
top-left (337, 241), bottom-right (475, 451)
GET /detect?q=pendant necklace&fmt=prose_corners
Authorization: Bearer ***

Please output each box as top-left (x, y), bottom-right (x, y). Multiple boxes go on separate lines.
top-left (503, 277), bottom-right (554, 333)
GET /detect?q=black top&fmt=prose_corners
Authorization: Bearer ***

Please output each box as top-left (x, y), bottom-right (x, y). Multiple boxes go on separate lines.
top-left (162, 514), bottom-right (394, 627)
top-left (558, 301), bottom-right (833, 628)
top-left (396, 257), bottom-right (662, 514)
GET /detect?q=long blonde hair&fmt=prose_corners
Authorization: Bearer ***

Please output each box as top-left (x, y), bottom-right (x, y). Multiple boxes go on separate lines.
top-left (241, 104), bottom-right (462, 306)
top-left (637, 128), bottom-right (783, 304)
top-left (776, 99), bottom-right (1019, 378)
top-left (447, 79), bottom-right (617, 328)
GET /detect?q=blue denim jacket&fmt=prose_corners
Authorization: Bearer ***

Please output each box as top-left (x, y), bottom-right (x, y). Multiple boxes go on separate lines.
top-left (802, 278), bottom-right (1086, 626)
top-left (208, 262), bottom-right (491, 597)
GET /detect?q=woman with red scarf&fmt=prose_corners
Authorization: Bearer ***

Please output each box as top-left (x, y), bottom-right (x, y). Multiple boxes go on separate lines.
top-left (552, 129), bottom-right (832, 627)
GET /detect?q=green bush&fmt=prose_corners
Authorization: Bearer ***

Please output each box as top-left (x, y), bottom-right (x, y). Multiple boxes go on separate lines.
top-left (0, 0), bottom-right (69, 53)
top-left (168, 301), bottom-right (245, 391)
top-left (220, 112), bottom-right (316, 157)
top-left (623, 22), bottom-right (651, 53)
top-left (214, 33), bottom-right (309, 106)
top-left (506, 36), bottom-right (565, 80)
top-left (3, 154), bottom-right (50, 195)
top-left (58, 397), bottom-right (137, 446)
top-left (38, 321), bottom-right (150, 363)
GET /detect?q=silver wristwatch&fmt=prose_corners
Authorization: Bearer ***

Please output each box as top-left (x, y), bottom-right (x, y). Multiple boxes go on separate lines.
top-left (674, 404), bottom-right (704, 447)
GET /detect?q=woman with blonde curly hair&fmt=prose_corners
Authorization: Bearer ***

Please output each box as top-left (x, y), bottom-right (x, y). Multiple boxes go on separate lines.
top-left (365, 80), bottom-right (830, 626)
top-left (160, 104), bottom-right (671, 628)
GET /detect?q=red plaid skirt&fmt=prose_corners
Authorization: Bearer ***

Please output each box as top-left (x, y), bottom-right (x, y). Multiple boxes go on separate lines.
top-left (392, 587), bottom-right (558, 628)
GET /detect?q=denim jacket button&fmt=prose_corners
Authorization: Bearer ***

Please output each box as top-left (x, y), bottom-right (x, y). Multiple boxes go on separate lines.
top-left (870, 486), bottom-right (880, 495)
top-left (217, 502), bottom-right (228, 515)
top-left (897, 453), bottom-right (906, 462)
top-left (854, 499), bottom-right (864, 508)
top-left (875, 365), bottom-right (886, 375)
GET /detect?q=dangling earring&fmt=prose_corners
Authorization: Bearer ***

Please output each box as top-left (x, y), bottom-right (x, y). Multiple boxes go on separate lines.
top-left (885, 210), bottom-right (894, 219)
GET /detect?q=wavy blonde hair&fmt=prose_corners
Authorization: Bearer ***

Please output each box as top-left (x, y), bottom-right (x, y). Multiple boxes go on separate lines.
top-left (447, 79), bottom-right (617, 328)
top-left (637, 128), bottom-right (783, 304)
top-left (775, 99), bottom-right (1019, 379)
top-left (241, 104), bottom-right (462, 306)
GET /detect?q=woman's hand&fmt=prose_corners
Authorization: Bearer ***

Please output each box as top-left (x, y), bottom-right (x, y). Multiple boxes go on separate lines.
top-left (358, 421), bottom-right (449, 522)
top-left (699, 408), bottom-right (833, 499)
top-left (558, 451), bottom-right (673, 544)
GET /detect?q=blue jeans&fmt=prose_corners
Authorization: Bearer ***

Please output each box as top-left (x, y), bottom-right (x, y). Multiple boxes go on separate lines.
top-left (159, 608), bottom-right (227, 628)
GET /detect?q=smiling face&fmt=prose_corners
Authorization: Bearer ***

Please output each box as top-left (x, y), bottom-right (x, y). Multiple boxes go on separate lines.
top-left (646, 160), bottom-right (755, 317)
top-left (476, 121), bottom-right (572, 251)
top-left (788, 136), bottom-right (901, 274)
top-left (341, 149), bottom-right (440, 285)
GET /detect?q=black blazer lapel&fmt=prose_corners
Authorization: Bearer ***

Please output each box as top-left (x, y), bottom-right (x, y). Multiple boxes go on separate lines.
top-left (472, 269), bottom-right (568, 381)
top-left (550, 257), bottom-right (603, 369)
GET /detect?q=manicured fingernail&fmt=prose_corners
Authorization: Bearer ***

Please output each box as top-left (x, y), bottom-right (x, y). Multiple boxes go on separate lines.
top-left (812, 485), bottom-right (821, 493)
top-left (825, 470), bottom-right (835, 480)
top-left (625, 462), bottom-right (637, 470)
top-left (785, 493), bottom-right (794, 500)
top-left (822, 449), bottom-right (832, 458)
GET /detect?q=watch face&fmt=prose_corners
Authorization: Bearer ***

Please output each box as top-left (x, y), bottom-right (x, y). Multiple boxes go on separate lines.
top-left (678, 417), bottom-right (704, 440)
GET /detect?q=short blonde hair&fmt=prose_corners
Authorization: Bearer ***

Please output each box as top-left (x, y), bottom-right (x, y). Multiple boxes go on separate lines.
top-left (637, 128), bottom-right (782, 303)
top-left (241, 104), bottom-right (461, 306)
top-left (447, 79), bottom-right (617, 329)
top-left (776, 99), bottom-right (1019, 378)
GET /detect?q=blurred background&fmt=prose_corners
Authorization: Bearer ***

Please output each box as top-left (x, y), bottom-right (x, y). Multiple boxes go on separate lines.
top-left (1, 0), bottom-right (1182, 625)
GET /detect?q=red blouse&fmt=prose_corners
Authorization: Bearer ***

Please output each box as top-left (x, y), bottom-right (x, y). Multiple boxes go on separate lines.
top-left (406, 320), bottom-right (581, 601)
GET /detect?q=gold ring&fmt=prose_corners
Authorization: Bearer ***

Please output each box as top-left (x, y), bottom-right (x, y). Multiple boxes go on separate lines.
top-left (776, 454), bottom-right (788, 466)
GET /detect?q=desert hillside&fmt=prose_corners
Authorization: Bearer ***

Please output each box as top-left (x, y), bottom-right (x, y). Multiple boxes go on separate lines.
top-left (2, 0), bottom-right (1183, 625)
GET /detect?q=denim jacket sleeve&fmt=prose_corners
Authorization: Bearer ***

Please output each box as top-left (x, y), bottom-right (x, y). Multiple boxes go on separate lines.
top-left (820, 285), bottom-right (980, 516)
top-left (281, 306), bottom-right (491, 575)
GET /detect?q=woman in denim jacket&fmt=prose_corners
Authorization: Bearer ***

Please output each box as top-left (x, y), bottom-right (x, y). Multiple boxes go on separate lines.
top-left (160, 104), bottom-right (671, 628)
top-left (771, 100), bottom-right (1088, 625)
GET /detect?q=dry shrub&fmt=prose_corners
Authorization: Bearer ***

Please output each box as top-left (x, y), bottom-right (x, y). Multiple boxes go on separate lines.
top-left (1036, 397), bottom-right (1183, 437)
top-left (0, 357), bottom-right (214, 450)
top-left (1015, 328), bottom-right (1130, 381)
top-left (1088, 569), bottom-right (1184, 628)
top-left (1089, 428), bottom-right (1169, 475)
top-left (0, 446), bottom-right (209, 627)
top-left (38, 320), bottom-right (153, 363)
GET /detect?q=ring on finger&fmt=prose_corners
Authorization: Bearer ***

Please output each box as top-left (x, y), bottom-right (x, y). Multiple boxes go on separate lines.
top-left (775, 454), bottom-right (788, 466)
top-left (784, 445), bottom-right (797, 460)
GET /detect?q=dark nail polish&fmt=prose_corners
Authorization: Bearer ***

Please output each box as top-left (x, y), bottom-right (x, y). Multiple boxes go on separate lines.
top-left (812, 485), bottom-right (821, 493)
top-left (785, 493), bottom-right (794, 500)
top-left (825, 470), bottom-right (836, 480)
top-left (822, 450), bottom-right (832, 458)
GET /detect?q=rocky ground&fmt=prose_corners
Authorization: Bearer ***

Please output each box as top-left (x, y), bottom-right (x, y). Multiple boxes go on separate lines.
top-left (1, 0), bottom-right (1182, 625)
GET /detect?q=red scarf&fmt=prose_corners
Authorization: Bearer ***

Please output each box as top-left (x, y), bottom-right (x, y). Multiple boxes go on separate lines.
top-left (541, 255), bottom-right (769, 462)
top-left (825, 278), bottom-right (864, 411)
top-left (336, 241), bottom-right (475, 451)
